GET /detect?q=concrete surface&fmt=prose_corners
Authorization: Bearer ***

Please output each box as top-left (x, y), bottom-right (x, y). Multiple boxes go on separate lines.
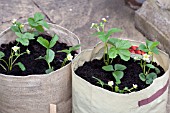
top-left (0, 0), bottom-right (146, 49)
top-left (135, 0), bottom-right (170, 55)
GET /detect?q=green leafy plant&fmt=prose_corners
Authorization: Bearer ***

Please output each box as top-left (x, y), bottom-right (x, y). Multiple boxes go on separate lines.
top-left (91, 19), bottom-right (124, 65)
top-left (28, 12), bottom-right (49, 33)
top-left (58, 45), bottom-right (80, 67)
top-left (102, 64), bottom-right (127, 85)
top-left (108, 38), bottom-right (131, 62)
top-left (37, 35), bottom-right (59, 73)
top-left (92, 76), bottom-right (105, 88)
top-left (15, 32), bottom-right (35, 46)
top-left (138, 40), bottom-right (160, 84)
top-left (0, 46), bottom-right (30, 72)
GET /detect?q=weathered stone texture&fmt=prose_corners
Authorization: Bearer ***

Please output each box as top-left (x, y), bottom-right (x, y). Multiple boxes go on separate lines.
top-left (135, 0), bottom-right (170, 55)
top-left (0, 0), bottom-right (146, 49)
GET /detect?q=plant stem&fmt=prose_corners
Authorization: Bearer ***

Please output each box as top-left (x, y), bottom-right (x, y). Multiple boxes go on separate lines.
top-left (0, 64), bottom-right (7, 71)
top-left (61, 58), bottom-right (67, 67)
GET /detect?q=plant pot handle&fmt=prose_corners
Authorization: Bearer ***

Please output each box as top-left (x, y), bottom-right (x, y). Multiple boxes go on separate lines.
top-left (50, 104), bottom-right (57, 113)
top-left (138, 79), bottom-right (169, 107)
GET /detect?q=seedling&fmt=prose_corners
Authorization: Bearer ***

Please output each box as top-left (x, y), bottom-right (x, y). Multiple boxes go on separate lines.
top-left (102, 64), bottom-right (127, 85)
top-left (28, 12), bottom-right (49, 33)
top-left (0, 46), bottom-right (29, 72)
top-left (37, 35), bottom-right (59, 73)
top-left (91, 18), bottom-right (124, 65)
top-left (58, 44), bottom-right (80, 67)
top-left (138, 40), bottom-right (160, 84)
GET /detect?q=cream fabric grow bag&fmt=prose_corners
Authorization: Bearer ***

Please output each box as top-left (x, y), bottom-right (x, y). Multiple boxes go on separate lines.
top-left (0, 23), bottom-right (80, 113)
top-left (72, 40), bottom-right (170, 113)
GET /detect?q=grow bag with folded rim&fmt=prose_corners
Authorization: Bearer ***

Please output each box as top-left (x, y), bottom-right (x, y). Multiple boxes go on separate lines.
top-left (0, 23), bottom-right (81, 113)
top-left (72, 40), bottom-right (170, 113)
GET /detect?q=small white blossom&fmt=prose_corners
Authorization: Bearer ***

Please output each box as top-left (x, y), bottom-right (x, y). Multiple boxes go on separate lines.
top-left (102, 18), bottom-right (107, 23)
top-left (108, 81), bottom-right (114, 86)
top-left (12, 19), bottom-right (17, 24)
top-left (106, 16), bottom-right (109, 18)
top-left (26, 49), bottom-right (30, 54)
top-left (133, 84), bottom-right (138, 89)
top-left (12, 46), bottom-right (20, 52)
top-left (143, 54), bottom-right (150, 62)
top-left (67, 54), bottom-right (73, 61)
top-left (90, 23), bottom-right (96, 29)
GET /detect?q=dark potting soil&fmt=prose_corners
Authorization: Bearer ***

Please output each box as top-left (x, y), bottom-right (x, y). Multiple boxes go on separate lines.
top-left (75, 57), bottom-right (165, 93)
top-left (0, 34), bottom-right (77, 76)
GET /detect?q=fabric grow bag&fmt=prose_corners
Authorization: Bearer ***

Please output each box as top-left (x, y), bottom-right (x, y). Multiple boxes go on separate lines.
top-left (72, 40), bottom-right (170, 113)
top-left (0, 23), bottom-right (81, 113)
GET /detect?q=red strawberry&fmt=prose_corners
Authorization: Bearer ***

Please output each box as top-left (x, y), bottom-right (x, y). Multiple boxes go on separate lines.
top-left (130, 46), bottom-right (138, 50)
top-left (141, 51), bottom-right (145, 55)
top-left (135, 50), bottom-right (142, 54)
top-left (129, 49), bottom-right (135, 53)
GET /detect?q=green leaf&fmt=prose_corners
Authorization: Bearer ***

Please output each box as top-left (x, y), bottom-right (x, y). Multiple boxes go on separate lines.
top-left (38, 20), bottom-right (49, 29)
top-left (58, 49), bottom-right (70, 54)
top-left (115, 40), bottom-right (131, 49)
top-left (45, 49), bottom-right (55, 63)
top-left (152, 47), bottom-right (159, 54)
top-left (15, 62), bottom-right (26, 71)
top-left (113, 71), bottom-right (124, 80)
top-left (139, 73), bottom-right (146, 82)
top-left (45, 68), bottom-right (54, 74)
top-left (146, 72), bottom-right (157, 80)
top-left (23, 33), bottom-right (35, 40)
top-left (34, 12), bottom-right (45, 22)
top-left (93, 32), bottom-right (107, 42)
top-left (102, 65), bottom-right (114, 71)
top-left (35, 25), bottom-right (44, 32)
top-left (146, 64), bottom-right (155, 69)
top-left (155, 67), bottom-right (161, 74)
top-left (108, 47), bottom-right (118, 59)
top-left (35, 56), bottom-right (45, 60)
top-left (146, 79), bottom-right (153, 84)
top-left (146, 40), bottom-right (153, 49)
top-left (16, 38), bottom-right (29, 46)
top-left (138, 44), bottom-right (149, 52)
top-left (108, 38), bottom-right (119, 46)
top-left (118, 49), bottom-right (131, 61)
top-left (69, 44), bottom-right (81, 52)
top-left (37, 37), bottom-right (49, 48)
top-left (92, 76), bottom-right (105, 87)
top-left (105, 28), bottom-right (122, 38)
top-left (11, 26), bottom-right (20, 32)
top-left (115, 86), bottom-right (119, 92)
top-left (114, 64), bottom-right (127, 71)
top-left (15, 32), bottom-right (22, 38)
top-left (150, 42), bottom-right (159, 49)
top-left (49, 35), bottom-right (59, 48)
top-left (0, 51), bottom-right (5, 59)
top-left (28, 18), bottom-right (38, 27)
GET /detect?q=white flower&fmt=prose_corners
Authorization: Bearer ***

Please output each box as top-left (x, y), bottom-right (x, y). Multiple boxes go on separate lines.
top-left (102, 18), bottom-right (107, 23)
top-left (12, 19), bottom-right (17, 24)
top-left (12, 46), bottom-right (20, 52)
top-left (133, 84), bottom-right (138, 89)
top-left (142, 54), bottom-right (150, 62)
top-left (90, 23), bottom-right (96, 29)
top-left (67, 54), bottom-right (73, 61)
top-left (26, 49), bottom-right (30, 54)
top-left (134, 56), bottom-right (140, 60)
top-left (108, 81), bottom-right (114, 86)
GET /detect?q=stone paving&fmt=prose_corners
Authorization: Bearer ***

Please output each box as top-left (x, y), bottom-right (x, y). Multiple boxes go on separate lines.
top-left (0, 0), bottom-right (146, 49)
top-left (0, 0), bottom-right (170, 112)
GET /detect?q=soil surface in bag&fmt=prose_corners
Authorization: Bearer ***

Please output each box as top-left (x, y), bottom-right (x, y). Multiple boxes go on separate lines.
top-left (0, 34), bottom-right (77, 76)
top-left (75, 56), bottom-right (165, 93)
